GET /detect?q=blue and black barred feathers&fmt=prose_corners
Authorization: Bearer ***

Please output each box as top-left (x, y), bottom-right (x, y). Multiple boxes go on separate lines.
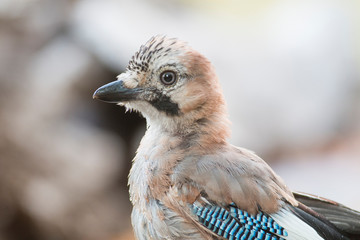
top-left (192, 203), bottom-right (288, 240)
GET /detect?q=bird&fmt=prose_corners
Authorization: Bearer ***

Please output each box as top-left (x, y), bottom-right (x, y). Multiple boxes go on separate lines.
top-left (93, 35), bottom-right (360, 240)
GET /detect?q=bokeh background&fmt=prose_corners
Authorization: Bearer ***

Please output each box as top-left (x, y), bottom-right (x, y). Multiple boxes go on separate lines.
top-left (1, 0), bottom-right (360, 239)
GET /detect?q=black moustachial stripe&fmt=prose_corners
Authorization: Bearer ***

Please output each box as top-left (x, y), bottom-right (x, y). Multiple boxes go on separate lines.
top-left (149, 92), bottom-right (179, 116)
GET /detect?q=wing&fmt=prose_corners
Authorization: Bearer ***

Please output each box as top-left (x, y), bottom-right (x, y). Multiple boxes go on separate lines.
top-left (174, 146), bottom-right (356, 239)
top-left (189, 196), bottom-right (350, 240)
top-left (191, 198), bottom-right (288, 240)
top-left (179, 145), bottom-right (297, 215)
top-left (294, 192), bottom-right (360, 239)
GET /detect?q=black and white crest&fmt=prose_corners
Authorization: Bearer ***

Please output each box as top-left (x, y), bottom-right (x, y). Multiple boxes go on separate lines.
top-left (127, 35), bottom-right (188, 73)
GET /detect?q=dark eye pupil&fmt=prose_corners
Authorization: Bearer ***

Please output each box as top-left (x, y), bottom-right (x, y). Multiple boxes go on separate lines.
top-left (163, 73), bottom-right (173, 82)
top-left (160, 71), bottom-right (176, 85)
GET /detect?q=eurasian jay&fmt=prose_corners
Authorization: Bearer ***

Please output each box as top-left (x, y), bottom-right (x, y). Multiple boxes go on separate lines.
top-left (93, 36), bottom-right (360, 240)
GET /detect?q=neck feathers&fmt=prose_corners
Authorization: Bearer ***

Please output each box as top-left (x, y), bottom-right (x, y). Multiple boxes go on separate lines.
top-left (148, 50), bottom-right (231, 147)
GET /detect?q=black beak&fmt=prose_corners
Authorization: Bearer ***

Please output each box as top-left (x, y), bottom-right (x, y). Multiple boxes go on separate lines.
top-left (93, 80), bottom-right (143, 103)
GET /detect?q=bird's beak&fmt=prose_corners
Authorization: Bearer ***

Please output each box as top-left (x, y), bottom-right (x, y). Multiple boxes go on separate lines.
top-left (93, 80), bottom-right (143, 103)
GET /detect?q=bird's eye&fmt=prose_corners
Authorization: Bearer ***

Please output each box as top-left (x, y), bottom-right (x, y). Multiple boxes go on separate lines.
top-left (160, 71), bottom-right (177, 85)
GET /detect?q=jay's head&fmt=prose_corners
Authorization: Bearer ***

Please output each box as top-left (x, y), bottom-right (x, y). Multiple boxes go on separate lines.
top-left (94, 36), bottom-right (229, 134)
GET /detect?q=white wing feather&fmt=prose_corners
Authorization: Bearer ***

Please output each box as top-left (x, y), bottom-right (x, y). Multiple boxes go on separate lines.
top-left (271, 208), bottom-right (324, 240)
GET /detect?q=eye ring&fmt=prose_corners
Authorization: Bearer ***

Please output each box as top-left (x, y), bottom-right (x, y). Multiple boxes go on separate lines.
top-left (160, 71), bottom-right (177, 85)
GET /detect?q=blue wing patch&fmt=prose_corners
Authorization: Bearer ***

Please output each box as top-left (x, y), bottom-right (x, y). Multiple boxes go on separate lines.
top-left (192, 203), bottom-right (288, 240)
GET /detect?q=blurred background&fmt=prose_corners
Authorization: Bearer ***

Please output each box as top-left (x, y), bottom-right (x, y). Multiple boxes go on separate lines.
top-left (0, 0), bottom-right (359, 239)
